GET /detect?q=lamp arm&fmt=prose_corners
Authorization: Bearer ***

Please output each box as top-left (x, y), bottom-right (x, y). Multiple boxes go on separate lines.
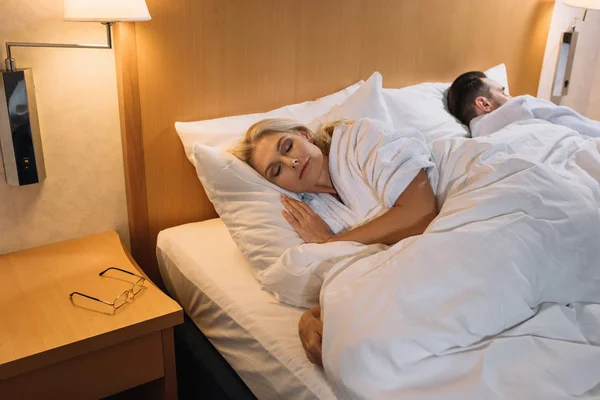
top-left (4, 22), bottom-right (114, 72)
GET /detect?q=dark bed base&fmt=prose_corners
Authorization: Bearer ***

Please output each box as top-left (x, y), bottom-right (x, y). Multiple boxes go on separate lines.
top-left (174, 314), bottom-right (258, 400)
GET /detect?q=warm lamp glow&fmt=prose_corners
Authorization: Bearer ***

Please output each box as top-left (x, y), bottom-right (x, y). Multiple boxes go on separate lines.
top-left (563, 0), bottom-right (600, 10)
top-left (64, 0), bottom-right (151, 22)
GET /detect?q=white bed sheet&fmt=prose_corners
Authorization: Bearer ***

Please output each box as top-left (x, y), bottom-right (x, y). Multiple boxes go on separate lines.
top-left (156, 218), bottom-right (335, 400)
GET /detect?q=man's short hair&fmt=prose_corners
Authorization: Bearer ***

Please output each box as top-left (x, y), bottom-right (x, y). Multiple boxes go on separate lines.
top-left (447, 71), bottom-right (490, 126)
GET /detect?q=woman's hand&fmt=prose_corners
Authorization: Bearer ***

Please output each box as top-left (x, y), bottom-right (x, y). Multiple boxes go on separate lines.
top-left (281, 195), bottom-right (332, 243)
top-left (298, 305), bottom-right (323, 366)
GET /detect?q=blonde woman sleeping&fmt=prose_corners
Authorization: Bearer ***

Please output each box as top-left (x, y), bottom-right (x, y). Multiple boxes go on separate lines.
top-left (230, 117), bottom-right (439, 366)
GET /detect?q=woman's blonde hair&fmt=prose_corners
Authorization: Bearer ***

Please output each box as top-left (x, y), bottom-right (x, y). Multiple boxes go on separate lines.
top-left (229, 118), bottom-right (351, 164)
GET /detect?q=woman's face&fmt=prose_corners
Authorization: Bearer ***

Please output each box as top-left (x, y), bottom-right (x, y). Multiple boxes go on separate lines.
top-left (251, 130), bottom-right (325, 193)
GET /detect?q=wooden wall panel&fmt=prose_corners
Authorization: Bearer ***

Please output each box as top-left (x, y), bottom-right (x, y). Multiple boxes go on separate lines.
top-left (114, 23), bottom-right (156, 284)
top-left (116, 0), bottom-right (555, 281)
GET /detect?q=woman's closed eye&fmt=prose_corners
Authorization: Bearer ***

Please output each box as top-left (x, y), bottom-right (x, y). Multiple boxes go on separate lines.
top-left (270, 139), bottom-right (292, 178)
top-left (273, 163), bottom-right (282, 177)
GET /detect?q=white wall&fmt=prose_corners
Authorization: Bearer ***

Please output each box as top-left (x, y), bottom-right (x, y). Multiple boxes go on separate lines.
top-left (0, 0), bottom-right (129, 253)
top-left (538, 1), bottom-right (600, 119)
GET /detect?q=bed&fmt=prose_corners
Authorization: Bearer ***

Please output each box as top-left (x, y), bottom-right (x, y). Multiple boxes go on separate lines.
top-left (157, 218), bottom-right (335, 399)
top-left (111, 0), bottom-right (557, 398)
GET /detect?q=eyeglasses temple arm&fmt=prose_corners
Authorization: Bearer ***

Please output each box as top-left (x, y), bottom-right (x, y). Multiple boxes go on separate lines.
top-left (99, 267), bottom-right (145, 280)
top-left (69, 291), bottom-right (114, 306)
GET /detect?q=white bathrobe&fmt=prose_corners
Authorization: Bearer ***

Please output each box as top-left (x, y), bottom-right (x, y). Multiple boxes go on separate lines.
top-left (470, 95), bottom-right (600, 139)
top-left (261, 119), bottom-right (438, 308)
top-left (302, 118), bottom-right (437, 235)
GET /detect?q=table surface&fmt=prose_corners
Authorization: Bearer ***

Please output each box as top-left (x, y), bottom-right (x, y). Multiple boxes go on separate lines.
top-left (0, 231), bottom-right (182, 380)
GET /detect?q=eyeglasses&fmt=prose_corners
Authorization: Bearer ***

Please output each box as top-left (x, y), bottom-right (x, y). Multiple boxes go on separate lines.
top-left (69, 267), bottom-right (146, 312)
top-left (99, 267), bottom-right (146, 296)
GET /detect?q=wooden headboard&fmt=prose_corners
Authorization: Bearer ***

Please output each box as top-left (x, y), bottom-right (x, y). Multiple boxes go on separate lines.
top-left (114, 0), bottom-right (555, 285)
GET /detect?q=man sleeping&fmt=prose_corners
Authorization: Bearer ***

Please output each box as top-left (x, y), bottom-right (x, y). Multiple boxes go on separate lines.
top-left (447, 70), bottom-right (600, 139)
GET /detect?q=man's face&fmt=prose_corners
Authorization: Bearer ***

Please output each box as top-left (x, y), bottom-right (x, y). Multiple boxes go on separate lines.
top-left (474, 78), bottom-right (511, 116)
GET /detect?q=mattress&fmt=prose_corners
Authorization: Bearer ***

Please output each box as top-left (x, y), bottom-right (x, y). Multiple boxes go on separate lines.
top-left (157, 218), bottom-right (335, 400)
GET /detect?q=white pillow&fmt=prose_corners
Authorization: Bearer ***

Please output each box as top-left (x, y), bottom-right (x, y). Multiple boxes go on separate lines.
top-left (308, 72), bottom-right (393, 133)
top-left (383, 64), bottom-right (509, 142)
top-left (191, 72), bottom-right (392, 278)
top-left (192, 145), bottom-right (304, 278)
top-left (176, 81), bottom-right (362, 161)
top-left (485, 63), bottom-right (510, 95)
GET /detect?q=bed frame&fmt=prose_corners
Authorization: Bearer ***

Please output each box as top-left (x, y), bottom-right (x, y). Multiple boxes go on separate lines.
top-left (174, 315), bottom-right (257, 400)
top-left (112, 0), bottom-right (555, 397)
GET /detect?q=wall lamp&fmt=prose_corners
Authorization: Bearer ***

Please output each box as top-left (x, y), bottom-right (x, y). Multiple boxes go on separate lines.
top-left (0, 0), bottom-right (151, 186)
top-left (551, 0), bottom-right (600, 104)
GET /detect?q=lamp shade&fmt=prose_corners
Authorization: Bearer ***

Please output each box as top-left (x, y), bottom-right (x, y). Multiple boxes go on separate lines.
top-left (563, 0), bottom-right (600, 10)
top-left (64, 0), bottom-right (151, 22)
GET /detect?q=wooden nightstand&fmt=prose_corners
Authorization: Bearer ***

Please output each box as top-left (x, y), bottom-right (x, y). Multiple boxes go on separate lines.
top-left (0, 231), bottom-right (183, 400)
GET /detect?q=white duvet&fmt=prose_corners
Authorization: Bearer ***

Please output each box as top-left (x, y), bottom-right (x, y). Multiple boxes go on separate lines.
top-left (262, 99), bottom-right (600, 399)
